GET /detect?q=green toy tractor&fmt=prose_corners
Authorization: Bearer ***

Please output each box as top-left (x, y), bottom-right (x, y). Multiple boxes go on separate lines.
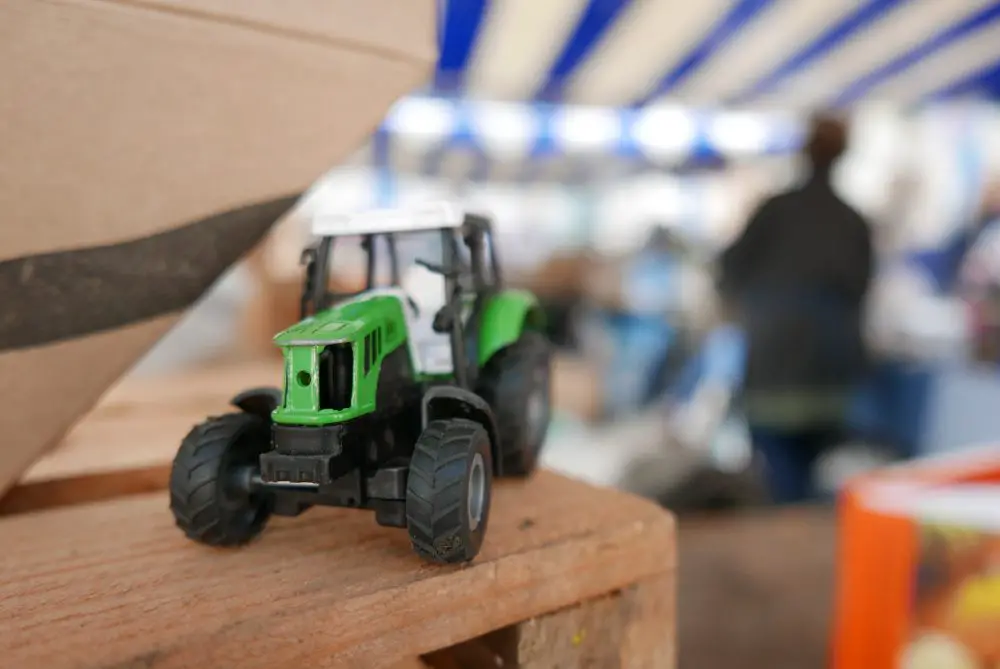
top-left (169, 202), bottom-right (552, 563)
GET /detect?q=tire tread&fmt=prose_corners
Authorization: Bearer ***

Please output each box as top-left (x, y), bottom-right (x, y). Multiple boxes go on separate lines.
top-left (405, 418), bottom-right (491, 563)
top-left (169, 412), bottom-right (271, 547)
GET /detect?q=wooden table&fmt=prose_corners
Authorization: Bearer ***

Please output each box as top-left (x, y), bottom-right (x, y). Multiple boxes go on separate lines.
top-left (0, 364), bottom-right (676, 668)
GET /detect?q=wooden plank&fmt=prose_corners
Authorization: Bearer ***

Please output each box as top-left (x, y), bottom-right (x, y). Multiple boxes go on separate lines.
top-left (0, 361), bottom-right (282, 514)
top-left (0, 471), bottom-right (675, 669)
top-left (1, 356), bottom-right (599, 515)
top-left (423, 574), bottom-right (675, 668)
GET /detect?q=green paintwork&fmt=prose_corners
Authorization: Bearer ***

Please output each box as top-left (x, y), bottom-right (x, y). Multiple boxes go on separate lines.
top-left (477, 289), bottom-right (544, 367)
top-left (271, 295), bottom-right (410, 426)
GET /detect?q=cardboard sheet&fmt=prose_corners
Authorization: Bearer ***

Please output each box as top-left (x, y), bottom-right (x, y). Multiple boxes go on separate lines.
top-left (0, 0), bottom-right (436, 493)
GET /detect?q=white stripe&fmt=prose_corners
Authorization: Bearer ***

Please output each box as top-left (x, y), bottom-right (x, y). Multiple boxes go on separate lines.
top-left (672, 0), bottom-right (859, 105)
top-left (464, 0), bottom-right (590, 100)
top-left (564, 0), bottom-right (735, 106)
top-left (756, 0), bottom-right (996, 108)
top-left (855, 23), bottom-right (1000, 105)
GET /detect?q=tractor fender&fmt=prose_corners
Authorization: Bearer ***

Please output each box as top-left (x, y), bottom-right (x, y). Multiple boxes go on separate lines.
top-left (477, 290), bottom-right (546, 367)
top-left (231, 387), bottom-right (283, 420)
top-left (421, 386), bottom-right (504, 477)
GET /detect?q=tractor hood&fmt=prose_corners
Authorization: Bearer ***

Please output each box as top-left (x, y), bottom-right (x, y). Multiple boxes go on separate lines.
top-left (273, 312), bottom-right (365, 346)
top-left (271, 293), bottom-right (408, 426)
top-left (273, 296), bottom-right (394, 346)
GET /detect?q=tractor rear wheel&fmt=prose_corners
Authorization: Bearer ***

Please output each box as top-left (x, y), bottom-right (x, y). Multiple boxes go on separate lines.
top-left (169, 412), bottom-right (273, 547)
top-left (406, 418), bottom-right (493, 564)
top-left (478, 330), bottom-right (552, 477)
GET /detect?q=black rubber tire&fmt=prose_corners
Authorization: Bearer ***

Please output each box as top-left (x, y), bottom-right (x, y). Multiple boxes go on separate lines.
top-left (406, 418), bottom-right (493, 564)
top-left (477, 330), bottom-right (552, 477)
top-left (169, 412), bottom-right (273, 547)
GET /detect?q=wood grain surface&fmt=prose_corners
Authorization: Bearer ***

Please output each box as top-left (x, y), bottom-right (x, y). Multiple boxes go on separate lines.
top-left (0, 471), bottom-right (675, 669)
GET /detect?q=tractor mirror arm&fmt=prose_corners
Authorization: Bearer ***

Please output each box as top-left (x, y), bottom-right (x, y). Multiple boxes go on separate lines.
top-left (300, 247), bottom-right (318, 318)
top-left (414, 258), bottom-right (456, 278)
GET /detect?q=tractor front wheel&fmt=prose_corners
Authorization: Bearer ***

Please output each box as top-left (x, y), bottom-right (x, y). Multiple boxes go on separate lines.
top-left (478, 331), bottom-right (552, 477)
top-left (169, 412), bottom-right (273, 547)
top-left (406, 418), bottom-right (493, 564)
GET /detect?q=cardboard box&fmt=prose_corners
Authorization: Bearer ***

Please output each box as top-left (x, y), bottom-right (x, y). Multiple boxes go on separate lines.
top-left (0, 0), bottom-right (436, 494)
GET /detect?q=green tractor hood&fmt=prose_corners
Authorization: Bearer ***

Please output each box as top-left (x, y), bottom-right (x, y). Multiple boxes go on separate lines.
top-left (271, 295), bottom-right (407, 426)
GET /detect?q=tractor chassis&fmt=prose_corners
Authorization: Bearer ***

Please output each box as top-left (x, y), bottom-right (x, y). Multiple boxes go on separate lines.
top-left (240, 452), bottom-right (411, 529)
top-left (241, 421), bottom-right (413, 528)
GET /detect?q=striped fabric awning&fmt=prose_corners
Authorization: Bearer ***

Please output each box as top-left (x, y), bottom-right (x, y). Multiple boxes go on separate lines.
top-left (434, 0), bottom-right (1000, 109)
top-left (352, 1), bottom-right (1000, 182)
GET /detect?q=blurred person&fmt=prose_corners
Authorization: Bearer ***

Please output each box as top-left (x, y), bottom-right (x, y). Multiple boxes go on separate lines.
top-left (717, 114), bottom-right (875, 504)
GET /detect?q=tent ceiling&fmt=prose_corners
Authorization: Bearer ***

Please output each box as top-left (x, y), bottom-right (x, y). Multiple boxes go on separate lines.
top-left (433, 0), bottom-right (1000, 110)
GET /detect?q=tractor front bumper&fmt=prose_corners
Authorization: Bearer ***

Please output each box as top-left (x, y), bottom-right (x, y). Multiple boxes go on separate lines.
top-left (260, 424), bottom-right (345, 486)
top-left (253, 422), bottom-right (409, 527)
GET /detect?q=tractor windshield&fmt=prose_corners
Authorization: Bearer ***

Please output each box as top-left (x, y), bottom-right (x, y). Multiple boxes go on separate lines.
top-left (300, 229), bottom-right (455, 319)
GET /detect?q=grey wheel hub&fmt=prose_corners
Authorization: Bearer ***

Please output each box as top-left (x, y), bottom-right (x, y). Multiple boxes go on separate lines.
top-left (525, 370), bottom-right (549, 445)
top-left (468, 452), bottom-right (486, 531)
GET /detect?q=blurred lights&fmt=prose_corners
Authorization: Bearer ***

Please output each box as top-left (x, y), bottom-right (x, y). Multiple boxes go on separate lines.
top-left (707, 112), bottom-right (771, 155)
top-left (551, 106), bottom-right (622, 152)
top-left (382, 95), bottom-right (796, 168)
top-left (631, 106), bottom-right (698, 160)
top-left (384, 97), bottom-right (455, 141)
top-left (465, 101), bottom-right (537, 157)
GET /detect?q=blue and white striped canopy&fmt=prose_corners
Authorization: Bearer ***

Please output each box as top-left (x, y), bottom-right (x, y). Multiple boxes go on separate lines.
top-left (354, 0), bottom-right (1000, 182)
top-left (433, 0), bottom-right (1000, 108)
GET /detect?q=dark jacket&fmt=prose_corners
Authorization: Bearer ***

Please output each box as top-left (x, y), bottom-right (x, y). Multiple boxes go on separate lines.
top-left (719, 172), bottom-right (874, 429)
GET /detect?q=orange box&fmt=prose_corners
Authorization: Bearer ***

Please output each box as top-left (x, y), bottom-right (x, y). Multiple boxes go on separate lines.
top-left (832, 446), bottom-right (1000, 668)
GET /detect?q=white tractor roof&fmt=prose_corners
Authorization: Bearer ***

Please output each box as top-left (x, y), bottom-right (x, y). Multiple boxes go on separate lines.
top-left (312, 201), bottom-right (465, 237)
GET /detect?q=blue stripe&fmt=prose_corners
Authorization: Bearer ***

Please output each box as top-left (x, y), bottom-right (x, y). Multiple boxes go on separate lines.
top-left (833, 2), bottom-right (1000, 106)
top-left (980, 64), bottom-right (1000, 99)
top-left (535, 0), bottom-right (636, 102)
top-left (636, 0), bottom-right (775, 105)
top-left (925, 59), bottom-right (1000, 101)
top-left (730, 0), bottom-right (908, 104)
top-left (435, 0), bottom-right (490, 94)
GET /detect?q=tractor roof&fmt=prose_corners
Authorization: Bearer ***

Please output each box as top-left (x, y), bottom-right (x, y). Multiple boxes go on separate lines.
top-left (312, 201), bottom-right (464, 237)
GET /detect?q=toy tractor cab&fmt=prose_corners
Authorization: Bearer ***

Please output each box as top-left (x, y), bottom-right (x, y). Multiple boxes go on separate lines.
top-left (169, 202), bottom-right (552, 564)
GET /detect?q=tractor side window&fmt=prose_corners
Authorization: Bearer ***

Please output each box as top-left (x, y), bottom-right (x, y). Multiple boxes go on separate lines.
top-left (318, 343), bottom-right (353, 410)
